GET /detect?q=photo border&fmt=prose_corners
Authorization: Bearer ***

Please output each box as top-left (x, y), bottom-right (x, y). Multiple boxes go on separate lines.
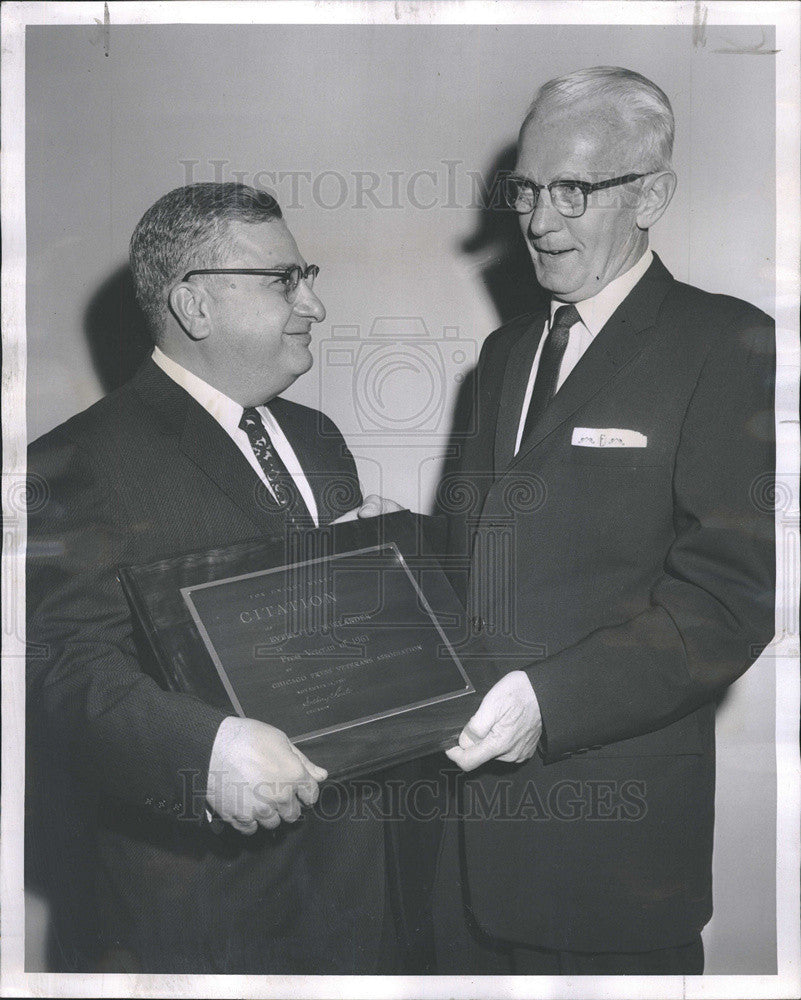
top-left (2, 2), bottom-right (798, 998)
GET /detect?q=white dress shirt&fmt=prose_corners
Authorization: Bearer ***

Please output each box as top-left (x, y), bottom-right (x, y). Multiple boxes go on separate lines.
top-left (152, 347), bottom-right (320, 525)
top-left (513, 249), bottom-right (653, 455)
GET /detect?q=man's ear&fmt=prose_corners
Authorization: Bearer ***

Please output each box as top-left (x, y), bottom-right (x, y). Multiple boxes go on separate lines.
top-left (636, 170), bottom-right (677, 230)
top-left (168, 281), bottom-right (213, 341)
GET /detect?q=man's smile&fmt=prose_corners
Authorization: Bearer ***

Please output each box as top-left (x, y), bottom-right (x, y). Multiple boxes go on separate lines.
top-left (531, 244), bottom-right (576, 256)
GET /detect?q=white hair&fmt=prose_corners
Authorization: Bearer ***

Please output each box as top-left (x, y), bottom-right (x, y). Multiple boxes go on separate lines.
top-left (522, 66), bottom-right (675, 171)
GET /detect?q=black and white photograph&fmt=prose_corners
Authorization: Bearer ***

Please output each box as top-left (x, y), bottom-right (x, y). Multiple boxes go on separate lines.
top-left (2, 2), bottom-right (799, 997)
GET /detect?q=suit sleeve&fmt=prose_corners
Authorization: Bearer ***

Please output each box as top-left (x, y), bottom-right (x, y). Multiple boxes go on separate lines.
top-left (27, 433), bottom-right (228, 818)
top-left (527, 308), bottom-right (776, 761)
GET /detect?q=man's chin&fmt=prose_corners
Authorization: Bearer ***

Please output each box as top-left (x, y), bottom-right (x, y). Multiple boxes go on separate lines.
top-left (293, 348), bottom-right (314, 376)
top-left (531, 258), bottom-right (583, 299)
top-left (282, 333), bottom-right (314, 368)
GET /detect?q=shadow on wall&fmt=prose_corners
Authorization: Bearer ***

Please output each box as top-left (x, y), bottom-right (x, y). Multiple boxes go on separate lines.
top-left (459, 141), bottom-right (547, 326)
top-left (431, 142), bottom-right (548, 517)
top-left (84, 264), bottom-right (152, 393)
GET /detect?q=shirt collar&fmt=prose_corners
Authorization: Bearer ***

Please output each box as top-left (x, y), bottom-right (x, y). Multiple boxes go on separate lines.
top-left (549, 248), bottom-right (653, 336)
top-left (152, 346), bottom-right (244, 436)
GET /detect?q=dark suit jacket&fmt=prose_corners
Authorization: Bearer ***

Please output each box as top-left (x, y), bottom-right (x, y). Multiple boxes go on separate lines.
top-left (26, 359), bottom-right (387, 973)
top-left (441, 255), bottom-right (775, 952)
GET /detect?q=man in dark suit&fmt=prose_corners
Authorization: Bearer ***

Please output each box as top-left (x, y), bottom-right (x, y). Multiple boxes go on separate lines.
top-left (436, 67), bottom-right (775, 975)
top-left (26, 182), bottom-right (399, 973)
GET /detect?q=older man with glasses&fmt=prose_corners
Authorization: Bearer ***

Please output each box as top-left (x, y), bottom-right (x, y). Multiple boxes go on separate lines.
top-left (26, 182), bottom-right (401, 973)
top-left (433, 66), bottom-right (775, 975)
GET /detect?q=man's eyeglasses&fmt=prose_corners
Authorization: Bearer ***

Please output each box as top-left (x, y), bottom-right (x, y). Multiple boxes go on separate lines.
top-left (181, 264), bottom-right (320, 303)
top-left (502, 174), bottom-right (648, 219)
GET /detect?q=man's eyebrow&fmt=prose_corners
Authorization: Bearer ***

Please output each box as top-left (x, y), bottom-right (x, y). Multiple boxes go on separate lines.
top-left (510, 173), bottom-right (585, 186)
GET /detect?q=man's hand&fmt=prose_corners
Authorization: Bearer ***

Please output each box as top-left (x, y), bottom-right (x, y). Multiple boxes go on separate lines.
top-left (330, 494), bottom-right (405, 523)
top-left (445, 671), bottom-right (542, 772)
top-left (206, 717), bottom-right (327, 835)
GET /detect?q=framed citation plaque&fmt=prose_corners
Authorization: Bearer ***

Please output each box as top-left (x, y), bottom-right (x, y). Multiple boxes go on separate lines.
top-left (119, 511), bottom-right (494, 778)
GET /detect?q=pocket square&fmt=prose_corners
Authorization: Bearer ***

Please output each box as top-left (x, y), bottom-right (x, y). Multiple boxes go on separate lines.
top-left (571, 427), bottom-right (648, 448)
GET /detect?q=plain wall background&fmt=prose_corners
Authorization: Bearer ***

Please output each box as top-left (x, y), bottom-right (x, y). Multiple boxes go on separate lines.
top-left (25, 23), bottom-right (777, 973)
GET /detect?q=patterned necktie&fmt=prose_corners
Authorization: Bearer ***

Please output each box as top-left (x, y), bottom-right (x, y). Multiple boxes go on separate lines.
top-left (521, 303), bottom-right (580, 443)
top-left (238, 406), bottom-right (311, 525)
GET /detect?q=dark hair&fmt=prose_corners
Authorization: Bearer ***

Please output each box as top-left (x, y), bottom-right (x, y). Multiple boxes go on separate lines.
top-left (129, 182), bottom-right (282, 340)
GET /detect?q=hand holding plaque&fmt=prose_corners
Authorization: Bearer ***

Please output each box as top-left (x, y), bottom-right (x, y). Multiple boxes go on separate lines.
top-left (329, 492), bottom-right (405, 524)
top-left (445, 671), bottom-right (542, 771)
top-left (206, 716), bottom-right (327, 834)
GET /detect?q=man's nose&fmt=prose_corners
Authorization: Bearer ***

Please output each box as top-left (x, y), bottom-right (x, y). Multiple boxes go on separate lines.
top-left (293, 281), bottom-right (326, 323)
top-left (525, 188), bottom-right (562, 239)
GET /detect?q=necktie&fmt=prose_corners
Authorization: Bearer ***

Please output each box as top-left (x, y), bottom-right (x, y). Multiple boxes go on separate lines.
top-left (521, 303), bottom-right (580, 443)
top-left (238, 406), bottom-right (311, 525)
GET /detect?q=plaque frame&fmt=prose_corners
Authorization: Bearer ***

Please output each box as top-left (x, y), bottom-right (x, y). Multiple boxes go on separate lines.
top-left (119, 511), bottom-right (495, 779)
top-left (180, 541), bottom-right (475, 743)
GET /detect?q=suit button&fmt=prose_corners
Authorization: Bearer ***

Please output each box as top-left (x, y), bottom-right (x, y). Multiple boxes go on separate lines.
top-left (471, 615), bottom-right (486, 634)
top-left (157, 800), bottom-right (167, 810)
top-left (144, 796), bottom-right (154, 807)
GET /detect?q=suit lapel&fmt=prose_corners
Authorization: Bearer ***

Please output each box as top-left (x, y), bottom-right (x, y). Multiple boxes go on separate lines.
top-left (132, 359), bottom-right (287, 535)
top-left (494, 309), bottom-right (548, 472)
top-left (178, 403), bottom-right (291, 533)
top-left (509, 255), bottom-right (673, 468)
top-left (268, 396), bottom-right (332, 519)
